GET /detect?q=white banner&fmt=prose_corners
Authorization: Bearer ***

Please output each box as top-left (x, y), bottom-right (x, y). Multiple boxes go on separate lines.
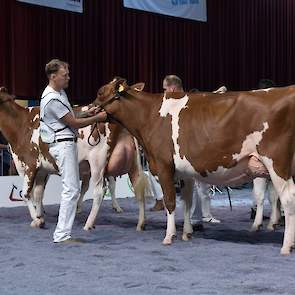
top-left (17, 0), bottom-right (83, 13)
top-left (0, 175), bottom-right (135, 208)
top-left (123, 0), bottom-right (207, 22)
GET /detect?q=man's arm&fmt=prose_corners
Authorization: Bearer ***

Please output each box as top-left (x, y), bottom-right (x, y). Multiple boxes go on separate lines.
top-left (60, 111), bottom-right (107, 130)
top-left (75, 106), bottom-right (98, 118)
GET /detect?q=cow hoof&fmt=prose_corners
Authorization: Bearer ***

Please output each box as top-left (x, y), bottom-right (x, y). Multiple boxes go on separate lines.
top-left (84, 225), bottom-right (95, 231)
top-left (280, 247), bottom-right (291, 256)
top-left (250, 224), bottom-right (262, 232)
top-left (266, 223), bottom-right (277, 231)
top-left (182, 232), bottom-right (192, 241)
top-left (39, 217), bottom-right (45, 228)
top-left (136, 224), bottom-right (145, 231)
top-left (162, 234), bottom-right (176, 245)
top-left (30, 218), bottom-right (45, 228)
top-left (113, 207), bottom-right (123, 213)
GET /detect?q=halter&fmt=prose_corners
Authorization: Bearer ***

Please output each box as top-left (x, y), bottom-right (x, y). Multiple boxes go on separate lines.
top-left (95, 91), bottom-right (122, 109)
top-left (0, 97), bottom-right (13, 105)
top-left (87, 91), bottom-right (122, 146)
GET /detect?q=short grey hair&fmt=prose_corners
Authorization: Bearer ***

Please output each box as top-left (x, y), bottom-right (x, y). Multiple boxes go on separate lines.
top-left (163, 75), bottom-right (183, 89)
top-left (45, 59), bottom-right (69, 78)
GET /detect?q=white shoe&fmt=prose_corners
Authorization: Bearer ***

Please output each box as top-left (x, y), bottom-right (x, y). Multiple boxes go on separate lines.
top-left (202, 217), bottom-right (221, 224)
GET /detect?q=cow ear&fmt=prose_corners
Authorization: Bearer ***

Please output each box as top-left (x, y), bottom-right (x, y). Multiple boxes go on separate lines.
top-left (131, 83), bottom-right (145, 92)
top-left (117, 83), bottom-right (125, 93)
top-left (0, 86), bottom-right (8, 93)
top-left (114, 77), bottom-right (128, 93)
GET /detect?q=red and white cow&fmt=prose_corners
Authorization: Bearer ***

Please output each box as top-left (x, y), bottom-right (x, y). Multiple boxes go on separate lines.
top-left (0, 87), bottom-right (148, 232)
top-left (95, 78), bottom-right (295, 255)
top-left (251, 177), bottom-right (280, 231)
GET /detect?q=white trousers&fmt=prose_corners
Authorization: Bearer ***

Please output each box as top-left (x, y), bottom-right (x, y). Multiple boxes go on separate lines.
top-left (49, 141), bottom-right (80, 242)
top-left (147, 167), bottom-right (212, 222)
top-left (190, 181), bottom-right (212, 222)
top-left (147, 168), bottom-right (163, 200)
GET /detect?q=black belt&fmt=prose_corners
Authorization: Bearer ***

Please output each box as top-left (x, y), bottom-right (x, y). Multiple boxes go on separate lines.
top-left (55, 138), bottom-right (77, 143)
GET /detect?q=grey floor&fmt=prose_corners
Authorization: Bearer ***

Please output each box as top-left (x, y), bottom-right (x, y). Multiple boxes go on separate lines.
top-left (0, 188), bottom-right (294, 295)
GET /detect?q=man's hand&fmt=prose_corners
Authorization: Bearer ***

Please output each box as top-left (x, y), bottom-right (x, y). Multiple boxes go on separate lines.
top-left (94, 111), bottom-right (107, 122)
top-left (87, 106), bottom-right (99, 116)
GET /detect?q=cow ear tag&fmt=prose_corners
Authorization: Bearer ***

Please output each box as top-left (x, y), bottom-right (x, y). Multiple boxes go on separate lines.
top-left (118, 84), bottom-right (124, 92)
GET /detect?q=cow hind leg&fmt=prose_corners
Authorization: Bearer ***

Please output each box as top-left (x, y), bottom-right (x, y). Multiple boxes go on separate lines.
top-left (21, 170), bottom-right (41, 228)
top-left (180, 179), bottom-right (194, 241)
top-left (278, 179), bottom-right (295, 255)
top-left (267, 181), bottom-right (280, 231)
top-left (84, 178), bottom-right (105, 230)
top-left (261, 156), bottom-right (295, 255)
top-left (77, 172), bottom-right (90, 214)
top-left (108, 177), bottom-right (123, 213)
top-left (251, 178), bottom-right (267, 232)
top-left (25, 188), bottom-right (40, 228)
top-left (30, 174), bottom-right (48, 228)
top-left (129, 170), bottom-right (148, 231)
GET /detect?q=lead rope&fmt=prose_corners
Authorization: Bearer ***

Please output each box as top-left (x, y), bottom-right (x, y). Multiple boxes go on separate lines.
top-left (86, 105), bottom-right (104, 147)
top-left (226, 187), bottom-right (232, 211)
top-left (87, 122), bottom-right (101, 146)
top-left (87, 91), bottom-right (122, 146)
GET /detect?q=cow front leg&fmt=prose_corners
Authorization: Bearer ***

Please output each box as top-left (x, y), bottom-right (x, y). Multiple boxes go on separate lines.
top-left (180, 179), bottom-right (194, 241)
top-left (251, 178), bottom-right (267, 232)
top-left (163, 209), bottom-right (176, 245)
top-left (158, 171), bottom-right (177, 245)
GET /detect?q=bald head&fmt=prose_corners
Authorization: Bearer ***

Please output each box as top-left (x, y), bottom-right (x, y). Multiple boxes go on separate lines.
top-left (163, 75), bottom-right (183, 92)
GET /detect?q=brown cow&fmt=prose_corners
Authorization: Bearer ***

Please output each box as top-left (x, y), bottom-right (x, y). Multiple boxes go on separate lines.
top-left (0, 87), bottom-right (148, 231)
top-left (94, 77), bottom-right (295, 255)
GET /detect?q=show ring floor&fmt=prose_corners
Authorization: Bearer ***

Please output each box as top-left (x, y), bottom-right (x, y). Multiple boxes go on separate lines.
top-left (0, 188), bottom-right (294, 295)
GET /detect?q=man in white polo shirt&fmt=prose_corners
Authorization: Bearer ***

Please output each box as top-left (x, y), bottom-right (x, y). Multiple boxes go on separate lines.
top-left (40, 59), bottom-right (107, 243)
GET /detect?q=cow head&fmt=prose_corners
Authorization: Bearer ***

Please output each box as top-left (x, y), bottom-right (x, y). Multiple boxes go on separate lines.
top-left (94, 77), bottom-right (145, 110)
top-left (0, 87), bottom-right (14, 106)
top-left (0, 86), bottom-right (8, 93)
top-left (95, 77), bottom-right (127, 105)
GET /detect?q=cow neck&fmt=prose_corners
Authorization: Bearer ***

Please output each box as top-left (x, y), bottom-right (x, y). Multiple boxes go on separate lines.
top-left (105, 90), bottom-right (161, 147)
top-left (0, 101), bottom-right (28, 147)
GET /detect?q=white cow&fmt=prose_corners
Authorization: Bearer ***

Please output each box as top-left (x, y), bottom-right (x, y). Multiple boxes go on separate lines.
top-left (76, 119), bottom-right (148, 231)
